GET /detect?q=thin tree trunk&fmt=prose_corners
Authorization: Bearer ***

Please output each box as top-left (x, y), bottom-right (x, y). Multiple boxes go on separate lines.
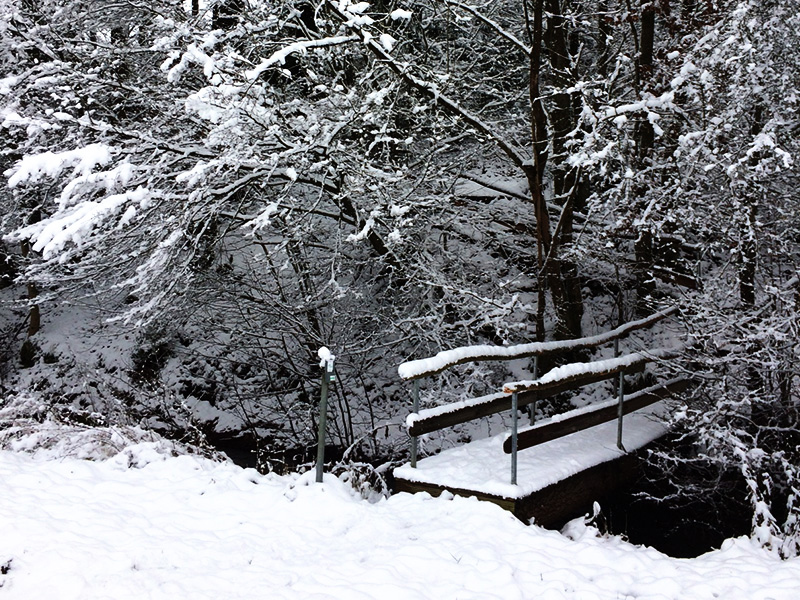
top-left (528, 0), bottom-right (550, 342)
top-left (633, 0), bottom-right (657, 314)
top-left (597, 0), bottom-right (610, 77)
top-left (741, 104), bottom-right (765, 400)
top-left (739, 203), bottom-right (757, 306)
top-left (527, 1), bottom-right (572, 341)
top-left (544, 0), bottom-right (583, 339)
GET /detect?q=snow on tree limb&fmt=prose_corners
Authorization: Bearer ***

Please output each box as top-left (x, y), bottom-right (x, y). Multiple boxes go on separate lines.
top-left (6, 144), bottom-right (113, 188)
top-left (398, 307), bottom-right (678, 380)
top-left (6, 187), bottom-right (151, 260)
top-left (325, 0), bottom-right (530, 170)
top-left (443, 0), bottom-right (531, 56)
top-left (245, 35), bottom-right (359, 80)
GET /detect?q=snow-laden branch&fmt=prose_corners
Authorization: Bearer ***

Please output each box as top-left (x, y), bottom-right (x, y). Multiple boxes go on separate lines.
top-left (458, 173), bottom-right (530, 202)
top-left (6, 144), bottom-right (113, 188)
top-left (325, 0), bottom-right (531, 170)
top-left (398, 307), bottom-right (678, 380)
top-left (444, 0), bottom-right (531, 56)
top-left (6, 187), bottom-right (151, 260)
top-left (245, 35), bottom-right (359, 80)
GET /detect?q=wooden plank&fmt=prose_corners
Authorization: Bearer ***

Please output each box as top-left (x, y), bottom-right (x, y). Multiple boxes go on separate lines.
top-left (502, 377), bottom-right (692, 453)
top-left (392, 478), bottom-right (517, 513)
top-left (407, 361), bottom-right (646, 437)
top-left (399, 307), bottom-right (678, 380)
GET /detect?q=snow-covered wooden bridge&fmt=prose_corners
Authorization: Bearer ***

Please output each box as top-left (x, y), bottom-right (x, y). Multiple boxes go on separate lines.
top-left (392, 308), bottom-right (692, 526)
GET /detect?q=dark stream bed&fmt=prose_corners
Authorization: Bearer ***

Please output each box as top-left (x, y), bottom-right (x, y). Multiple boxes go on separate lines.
top-left (590, 437), bottom-right (753, 558)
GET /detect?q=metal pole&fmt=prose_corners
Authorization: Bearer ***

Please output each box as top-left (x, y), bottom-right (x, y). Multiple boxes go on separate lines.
top-left (410, 379), bottom-right (420, 468)
top-left (529, 355), bottom-right (539, 424)
top-left (616, 369), bottom-right (625, 451)
top-left (614, 337), bottom-right (625, 451)
top-left (315, 362), bottom-right (332, 483)
top-left (511, 391), bottom-right (519, 485)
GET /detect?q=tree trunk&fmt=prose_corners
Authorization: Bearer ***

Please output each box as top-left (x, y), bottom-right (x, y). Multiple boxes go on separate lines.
top-left (528, 0), bottom-right (550, 342)
top-left (544, 0), bottom-right (583, 339)
top-left (740, 103), bottom-right (764, 307)
top-left (597, 0), bottom-right (611, 77)
top-left (633, 0), bottom-right (657, 314)
top-left (739, 204), bottom-right (757, 306)
top-left (526, 0), bottom-right (583, 341)
top-left (741, 104), bottom-right (765, 400)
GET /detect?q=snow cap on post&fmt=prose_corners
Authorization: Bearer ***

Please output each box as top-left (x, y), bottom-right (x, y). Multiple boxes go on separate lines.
top-left (318, 346), bottom-right (335, 371)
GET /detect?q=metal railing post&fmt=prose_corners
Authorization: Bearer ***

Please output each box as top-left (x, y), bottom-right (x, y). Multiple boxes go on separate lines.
top-left (616, 369), bottom-right (625, 450)
top-left (614, 339), bottom-right (627, 452)
top-left (511, 391), bottom-right (519, 485)
top-left (529, 355), bottom-right (539, 424)
top-left (315, 360), bottom-right (333, 483)
top-left (614, 338), bottom-right (625, 451)
top-left (410, 378), bottom-right (420, 468)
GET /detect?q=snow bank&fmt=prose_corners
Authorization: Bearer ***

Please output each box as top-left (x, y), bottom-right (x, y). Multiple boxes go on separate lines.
top-left (0, 396), bottom-right (205, 463)
top-left (1, 449), bottom-right (799, 599)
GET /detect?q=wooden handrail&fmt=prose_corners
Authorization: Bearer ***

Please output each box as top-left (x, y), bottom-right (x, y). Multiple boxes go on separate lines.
top-left (405, 352), bottom-right (672, 436)
top-left (501, 377), bottom-right (692, 453)
top-left (502, 348), bottom-right (681, 394)
top-left (401, 308), bottom-right (685, 487)
top-left (398, 306), bottom-right (678, 381)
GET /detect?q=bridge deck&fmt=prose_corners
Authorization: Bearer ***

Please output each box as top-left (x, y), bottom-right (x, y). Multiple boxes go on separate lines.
top-left (393, 402), bottom-right (670, 525)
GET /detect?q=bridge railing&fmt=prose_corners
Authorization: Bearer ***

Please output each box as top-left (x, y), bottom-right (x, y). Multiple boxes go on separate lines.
top-left (398, 307), bottom-right (688, 484)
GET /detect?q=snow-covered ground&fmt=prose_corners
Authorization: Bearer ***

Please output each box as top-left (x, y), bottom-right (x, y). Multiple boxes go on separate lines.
top-left (2, 443), bottom-right (800, 599)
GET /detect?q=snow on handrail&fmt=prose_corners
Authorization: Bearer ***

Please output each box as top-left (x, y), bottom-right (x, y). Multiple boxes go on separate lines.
top-left (503, 347), bottom-right (681, 394)
top-left (404, 347), bottom-right (684, 437)
top-left (397, 306), bottom-right (678, 380)
top-left (405, 390), bottom-right (509, 430)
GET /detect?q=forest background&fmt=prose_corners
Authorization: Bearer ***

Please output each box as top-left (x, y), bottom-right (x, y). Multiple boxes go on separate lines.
top-left (1, 0), bottom-right (798, 555)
